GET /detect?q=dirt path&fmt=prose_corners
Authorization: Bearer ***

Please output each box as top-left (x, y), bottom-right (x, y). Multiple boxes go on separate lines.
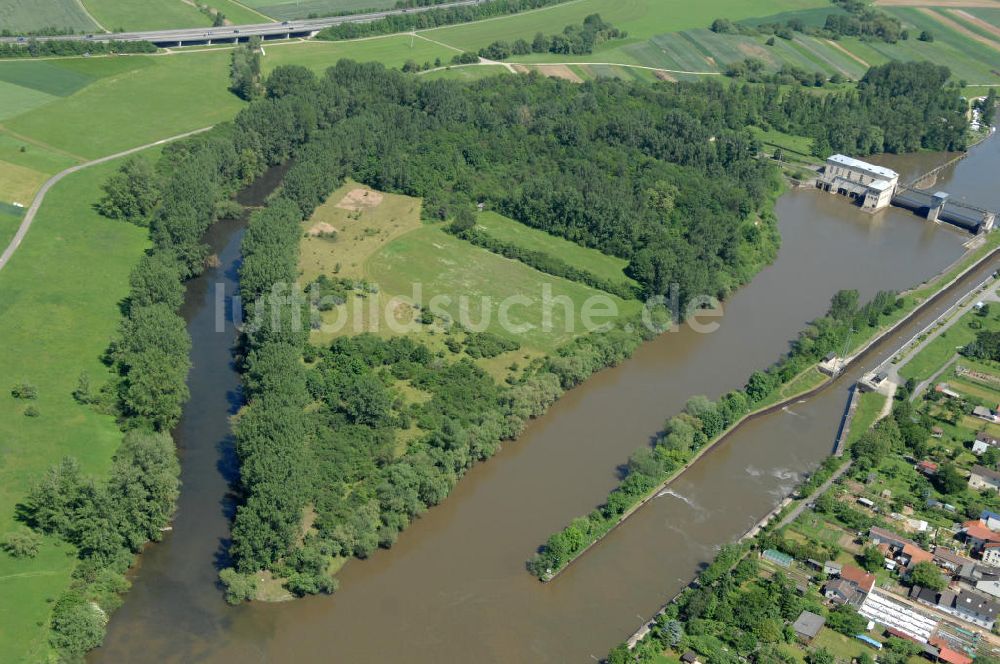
top-left (0, 126), bottom-right (213, 274)
top-left (918, 7), bottom-right (1000, 52)
top-left (420, 60), bottom-right (721, 78)
top-left (74, 0), bottom-right (109, 33)
top-left (825, 39), bottom-right (870, 67)
top-left (952, 8), bottom-right (1000, 38)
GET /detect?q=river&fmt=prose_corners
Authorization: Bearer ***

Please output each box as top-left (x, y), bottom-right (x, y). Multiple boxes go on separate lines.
top-left (94, 134), bottom-right (1000, 663)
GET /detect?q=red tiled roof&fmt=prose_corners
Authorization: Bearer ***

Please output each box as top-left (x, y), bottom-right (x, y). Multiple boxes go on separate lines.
top-left (840, 564), bottom-right (876, 593)
top-left (937, 645), bottom-right (973, 664)
top-left (963, 521), bottom-right (1000, 542)
top-left (902, 543), bottom-right (934, 566)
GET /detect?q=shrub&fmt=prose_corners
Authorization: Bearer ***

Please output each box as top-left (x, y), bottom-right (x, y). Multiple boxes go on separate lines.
top-left (1, 529), bottom-right (42, 558)
top-left (219, 568), bottom-right (258, 605)
top-left (11, 382), bottom-right (37, 399)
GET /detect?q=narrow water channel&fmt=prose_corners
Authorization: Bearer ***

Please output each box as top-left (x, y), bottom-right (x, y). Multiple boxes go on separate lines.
top-left (94, 136), bottom-right (1000, 663)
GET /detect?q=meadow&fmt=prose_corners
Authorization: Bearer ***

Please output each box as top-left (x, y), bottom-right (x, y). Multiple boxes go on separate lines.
top-left (0, 0), bottom-right (98, 34)
top-left (78, 0), bottom-right (267, 31)
top-left (474, 211), bottom-right (638, 291)
top-left (242, 0), bottom-right (398, 21)
top-left (0, 157), bottom-right (149, 664)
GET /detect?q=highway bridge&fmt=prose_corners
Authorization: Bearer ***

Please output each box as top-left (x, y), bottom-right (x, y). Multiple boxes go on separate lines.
top-left (0, 0), bottom-right (485, 48)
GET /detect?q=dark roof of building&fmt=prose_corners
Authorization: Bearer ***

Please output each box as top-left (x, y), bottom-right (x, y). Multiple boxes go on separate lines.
top-left (934, 547), bottom-right (973, 566)
top-left (792, 611), bottom-right (825, 639)
top-left (955, 590), bottom-right (1000, 622)
top-left (681, 651), bottom-right (699, 663)
top-left (972, 465), bottom-right (1000, 482)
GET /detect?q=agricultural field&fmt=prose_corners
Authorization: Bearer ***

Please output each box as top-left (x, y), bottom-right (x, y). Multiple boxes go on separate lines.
top-left (0, 157), bottom-right (149, 664)
top-left (80, 0), bottom-right (267, 30)
top-left (0, 0), bottom-right (99, 34)
top-left (240, 0), bottom-right (398, 21)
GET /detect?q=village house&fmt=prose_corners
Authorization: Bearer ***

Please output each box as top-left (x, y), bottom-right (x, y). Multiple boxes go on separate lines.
top-left (824, 564), bottom-right (875, 606)
top-left (973, 433), bottom-right (1000, 455)
top-left (974, 571), bottom-right (1000, 599)
top-left (973, 406), bottom-right (1000, 424)
top-left (910, 587), bottom-right (1000, 630)
top-left (933, 546), bottom-right (975, 573)
top-left (791, 611), bottom-right (825, 644)
top-left (968, 466), bottom-right (1000, 492)
top-left (917, 460), bottom-right (939, 476)
top-left (930, 638), bottom-right (974, 664)
top-left (962, 520), bottom-right (1000, 553)
top-left (982, 510), bottom-right (1000, 531)
top-left (936, 383), bottom-right (962, 399)
top-left (984, 543), bottom-right (1000, 567)
top-left (869, 526), bottom-right (933, 569)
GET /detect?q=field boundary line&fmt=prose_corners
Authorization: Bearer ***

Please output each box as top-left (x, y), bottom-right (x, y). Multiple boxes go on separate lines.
top-left (225, 0), bottom-right (275, 22)
top-left (0, 125), bottom-right (88, 162)
top-left (411, 32), bottom-right (464, 53)
top-left (75, 0), bottom-right (110, 33)
top-left (0, 126), bottom-right (213, 274)
top-left (415, 0), bottom-right (588, 37)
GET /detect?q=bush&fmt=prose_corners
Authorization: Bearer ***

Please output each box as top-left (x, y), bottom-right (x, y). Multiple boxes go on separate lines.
top-left (11, 382), bottom-right (37, 399)
top-left (1, 529), bottom-right (42, 558)
top-left (219, 568), bottom-right (258, 605)
top-left (24, 405), bottom-right (40, 417)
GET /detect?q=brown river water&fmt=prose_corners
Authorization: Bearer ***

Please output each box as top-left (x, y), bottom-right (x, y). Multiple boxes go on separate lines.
top-left (93, 134), bottom-right (1000, 663)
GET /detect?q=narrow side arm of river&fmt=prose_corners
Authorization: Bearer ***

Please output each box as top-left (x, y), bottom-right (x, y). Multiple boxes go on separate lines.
top-left (94, 135), bottom-right (1000, 663)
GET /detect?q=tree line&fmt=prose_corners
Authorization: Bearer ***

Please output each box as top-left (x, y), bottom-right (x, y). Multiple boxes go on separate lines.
top-left (315, 0), bottom-right (574, 40)
top-left (0, 39), bottom-right (157, 58)
top-left (476, 13), bottom-right (625, 60)
top-left (711, 0), bottom-right (906, 44)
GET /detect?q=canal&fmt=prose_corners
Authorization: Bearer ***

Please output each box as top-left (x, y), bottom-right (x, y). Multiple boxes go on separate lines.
top-left (94, 135), bottom-right (1000, 663)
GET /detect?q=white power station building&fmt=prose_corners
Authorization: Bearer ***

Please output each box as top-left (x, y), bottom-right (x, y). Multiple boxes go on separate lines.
top-left (818, 154), bottom-right (899, 211)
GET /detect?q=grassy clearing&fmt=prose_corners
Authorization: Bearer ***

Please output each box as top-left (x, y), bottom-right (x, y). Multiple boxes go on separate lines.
top-left (0, 81), bottom-right (56, 122)
top-left (474, 211), bottom-right (639, 290)
top-left (750, 127), bottom-right (816, 157)
top-left (899, 307), bottom-right (1000, 383)
top-left (0, 132), bottom-right (78, 211)
top-left (0, 160), bottom-right (48, 205)
top-left (298, 179), bottom-right (423, 284)
top-left (0, 157), bottom-right (148, 664)
top-left (301, 184), bottom-right (640, 353)
top-left (243, 0), bottom-right (398, 20)
top-left (0, 0), bottom-right (99, 34)
top-left (81, 0), bottom-right (211, 31)
top-left (848, 391), bottom-right (888, 445)
top-left (422, 63), bottom-right (513, 81)
top-left (263, 35), bottom-right (459, 73)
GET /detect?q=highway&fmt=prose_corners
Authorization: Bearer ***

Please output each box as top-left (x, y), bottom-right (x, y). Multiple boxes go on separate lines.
top-left (0, 0), bottom-right (486, 47)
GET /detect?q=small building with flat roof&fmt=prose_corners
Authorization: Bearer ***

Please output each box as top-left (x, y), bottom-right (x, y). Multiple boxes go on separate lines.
top-left (792, 611), bottom-right (825, 644)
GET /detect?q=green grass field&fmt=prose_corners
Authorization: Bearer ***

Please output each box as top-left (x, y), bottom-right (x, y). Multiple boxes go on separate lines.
top-left (474, 211), bottom-right (638, 291)
top-left (0, 0), bottom-right (99, 34)
top-left (0, 157), bottom-right (148, 664)
top-left (242, 0), bottom-right (398, 21)
top-left (899, 308), bottom-right (1000, 383)
top-left (364, 225), bottom-right (640, 352)
top-left (848, 390), bottom-right (888, 445)
top-left (81, 0), bottom-right (212, 31)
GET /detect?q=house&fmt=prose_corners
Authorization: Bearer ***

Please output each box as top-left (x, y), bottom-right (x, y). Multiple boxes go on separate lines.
top-left (870, 527), bottom-right (933, 569)
top-left (917, 460), bottom-right (939, 476)
top-left (953, 589), bottom-right (1000, 629)
top-left (792, 611), bottom-right (825, 644)
top-left (975, 571), bottom-right (1000, 599)
top-left (824, 561), bottom-right (842, 576)
top-left (983, 543), bottom-right (1000, 567)
top-left (680, 651), bottom-right (701, 664)
top-left (936, 383), bottom-right (962, 399)
top-left (840, 564), bottom-right (877, 593)
top-left (973, 406), bottom-right (1000, 424)
top-left (973, 433), bottom-right (1000, 455)
top-left (962, 520), bottom-right (1000, 552)
top-left (932, 426), bottom-right (944, 439)
top-left (933, 547), bottom-right (974, 573)
top-left (968, 466), bottom-right (1000, 492)
top-left (762, 549), bottom-right (793, 568)
top-left (824, 578), bottom-right (867, 606)
top-left (914, 586), bottom-right (1000, 629)
top-left (982, 509), bottom-right (1000, 531)
top-left (930, 638), bottom-right (974, 664)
